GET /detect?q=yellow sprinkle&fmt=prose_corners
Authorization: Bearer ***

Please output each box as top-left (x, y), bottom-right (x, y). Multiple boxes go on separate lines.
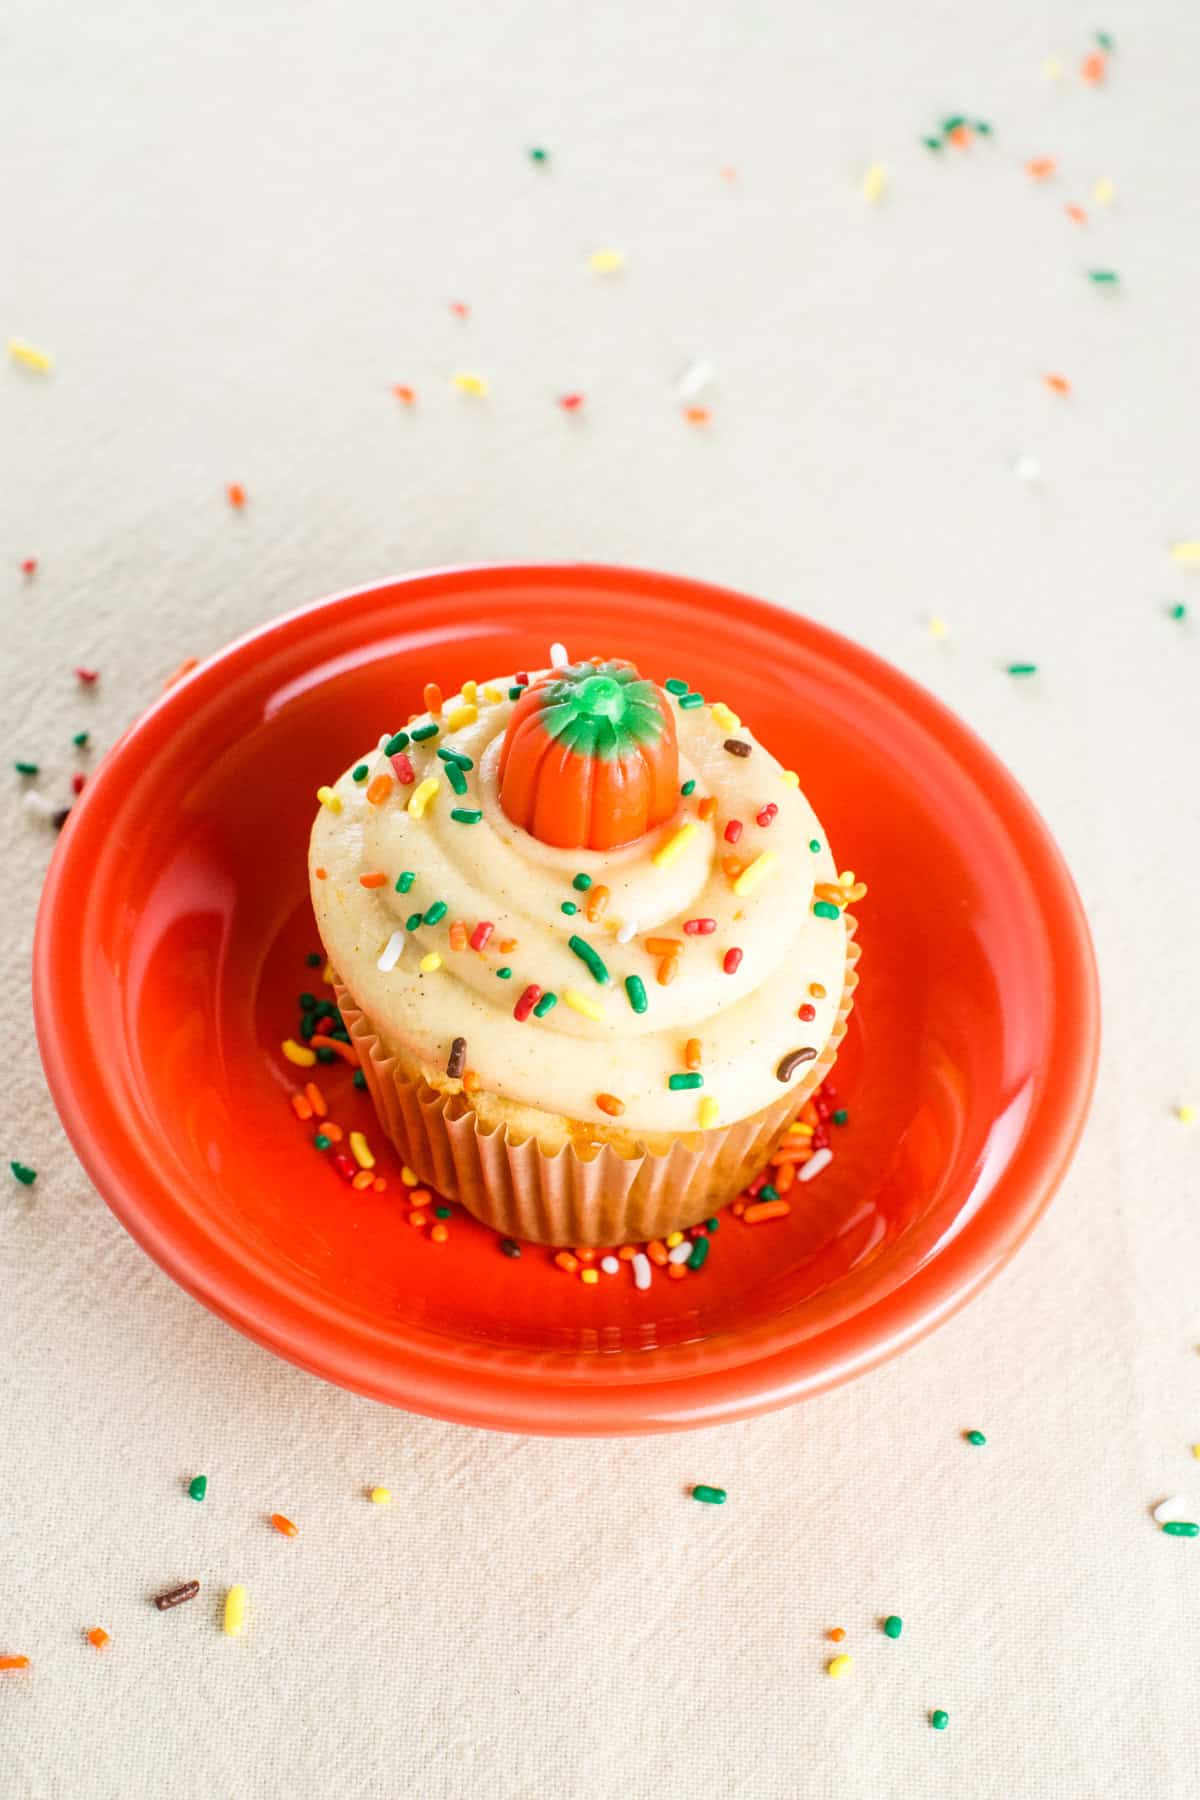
top-left (861, 162), bottom-right (888, 204)
top-left (322, 962), bottom-right (336, 986)
top-left (1169, 542), bottom-right (1200, 566)
top-left (780, 769), bottom-right (799, 788)
top-left (666, 1232), bottom-right (684, 1248)
top-left (370, 1486), bottom-right (391, 1505)
top-left (1042, 55), bottom-right (1064, 80)
top-left (348, 1130), bottom-right (375, 1170)
top-left (482, 685), bottom-right (503, 703)
top-left (408, 777), bottom-right (439, 818)
top-left (1092, 176), bottom-right (1115, 206)
top-left (928, 613), bottom-right (949, 639)
top-left (400, 1165), bottom-right (419, 1186)
top-left (710, 701), bottom-right (739, 732)
top-left (653, 822), bottom-right (698, 869)
top-left (564, 988), bottom-right (605, 1022)
top-left (1192, 1444), bottom-right (1200, 1459)
top-left (316, 785), bottom-right (342, 813)
top-left (419, 952), bottom-right (442, 973)
top-left (461, 680), bottom-right (477, 703)
top-left (827, 1654), bottom-right (853, 1679)
top-left (733, 850), bottom-right (779, 898)
top-left (698, 1096), bottom-right (719, 1129)
top-left (588, 249), bottom-right (626, 274)
top-left (223, 1585), bottom-right (247, 1638)
top-left (281, 1038), bottom-right (317, 1067)
top-left (445, 703), bottom-right (477, 731)
top-left (8, 337), bottom-right (53, 373)
top-left (1178, 1104), bottom-right (1197, 1126)
top-left (580, 1268), bottom-right (600, 1285)
top-left (452, 372), bottom-right (489, 397)
top-left (791, 1121), bottom-right (815, 1138)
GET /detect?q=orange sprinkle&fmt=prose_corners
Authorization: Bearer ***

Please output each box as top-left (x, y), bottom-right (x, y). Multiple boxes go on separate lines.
top-left (644, 937), bottom-right (682, 956)
top-left (372, 1177), bottom-right (386, 1193)
top-left (393, 384), bottom-right (416, 404)
top-left (1081, 50), bottom-right (1106, 83)
top-left (617, 1244), bottom-right (637, 1261)
top-left (0, 1656), bottom-right (30, 1671)
top-left (423, 682), bottom-right (443, 715)
top-left (463, 1070), bottom-right (481, 1093)
top-left (359, 871), bottom-right (388, 888)
top-left (697, 795), bottom-right (718, 822)
top-left (498, 938), bottom-right (518, 954)
top-left (308, 1034), bottom-right (359, 1065)
top-left (774, 1160), bottom-right (796, 1194)
top-left (448, 920), bottom-right (468, 951)
top-left (1065, 203), bottom-right (1087, 223)
top-left (314, 866), bottom-right (327, 880)
top-left (732, 1201), bottom-right (746, 1217)
top-left (86, 1629), bottom-right (110, 1650)
top-left (828, 1628), bottom-right (846, 1643)
top-left (585, 884), bottom-right (610, 923)
top-left (271, 1513), bottom-right (299, 1537)
top-left (304, 1082), bottom-right (327, 1117)
top-left (1026, 156), bottom-right (1057, 181)
top-left (721, 854), bottom-right (745, 880)
top-left (290, 1093), bottom-right (313, 1121)
top-left (683, 406), bottom-right (711, 425)
top-left (227, 482), bottom-right (246, 508)
top-left (596, 1093), bottom-right (625, 1117)
top-left (685, 1037), bottom-right (702, 1071)
top-left (813, 882), bottom-right (848, 905)
top-left (657, 955), bottom-right (678, 987)
top-left (366, 774), bottom-right (394, 806)
top-left (318, 1121), bottom-right (343, 1143)
top-left (575, 1248), bottom-right (597, 1263)
top-left (351, 1170), bottom-right (375, 1190)
top-left (409, 1188), bottom-right (432, 1205)
top-left (668, 1261), bottom-right (688, 1279)
top-left (808, 982), bottom-right (826, 999)
top-left (799, 1100), bottom-right (821, 1125)
top-left (772, 1148), bottom-right (813, 1168)
top-left (947, 123), bottom-right (971, 148)
top-left (430, 1224), bottom-right (449, 1243)
top-left (1044, 373), bottom-right (1071, 395)
top-left (555, 1251), bottom-right (580, 1273)
top-left (408, 1211), bottom-right (427, 1228)
top-left (646, 1239), bottom-right (669, 1267)
top-left (744, 1198), bottom-right (791, 1224)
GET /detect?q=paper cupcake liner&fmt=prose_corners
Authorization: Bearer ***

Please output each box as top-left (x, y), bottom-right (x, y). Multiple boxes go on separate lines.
top-left (335, 918), bottom-right (859, 1247)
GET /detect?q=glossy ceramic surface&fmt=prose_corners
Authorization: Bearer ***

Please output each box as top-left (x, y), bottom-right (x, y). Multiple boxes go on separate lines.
top-left (33, 565), bottom-right (1099, 1434)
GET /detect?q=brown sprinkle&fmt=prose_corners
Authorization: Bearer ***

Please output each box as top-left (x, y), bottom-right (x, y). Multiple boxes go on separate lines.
top-left (723, 738), bottom-right (752, 757)
top-left (776, 1047), bottom-right (818, 1083)
top-left (446, 1036), bottom-right (467, 1080)
top-left (153, 1581), bottom-right (200, 1612)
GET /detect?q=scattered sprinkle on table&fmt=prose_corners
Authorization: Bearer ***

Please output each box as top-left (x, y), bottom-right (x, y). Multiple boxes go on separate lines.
top-left (0, 1656), bottom-right (31, 1672)
top-left (271, 1513), bottom-right (299, 1537)
top-left (86, 1628), bottom-right (110, 1650)
top-left (691, 1484), bottom-right (726, 1504)
top-left (931, 1710), bottom-right (949, 1730)
top-left (451, 372), bottom-right (488, 396)
top-left (827, 1654), bottom-right (853, 1679)
top-left (964, 1429), bottom-right (987, 1446)
top-left (187, 1475), bottom-right (207, 1501)
top-left (588, 249), bottom-right (625, 274)
top-left (1162, 1521), bottom-right (1199, 1537)
top-left (828, 1628), bottom-right (846, 1643)
top-left (883, 1615), bottom-right (903, 1639)
top-left (1006, 663), bottom-right (1038, 677)
top-left (223, 1585), bottom-right (247, 1636)
top-left (153, 1580), bottom-right (200, 1611)
top-left (370, 1487), bottom-right (392, 1506)
top-left (8, 337), bottom-right (52, 372)
top-left (10, 1161), bottom-right (37, 1186)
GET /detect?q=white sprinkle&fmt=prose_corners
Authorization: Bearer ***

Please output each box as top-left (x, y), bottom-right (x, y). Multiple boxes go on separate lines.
top-left (1153, 1495), bottom-right (1190, 1524)
top-left (600, 1255), bottom-right (620, 1275)
top-left (674, 357), bottom-right (715, 402)
top-left (1012, 454), bottom-right (1041, 483)
top-left (668, 1240), bottom-right (693, 1264)
top-left (798, 1146), bottom-right (834, 1183)
top-left (632, 1252), bottom-right (652, 1290)
top-left (377, 733), bottom-right (390, 752)
top-left (376, 930), bottom-right (405, 972)
top-left (22, 791), bottom-right (55, 820)
top-left (616, 919), bottom-right (638, 945)
top-left (549, 642), bottom-right (569, 668)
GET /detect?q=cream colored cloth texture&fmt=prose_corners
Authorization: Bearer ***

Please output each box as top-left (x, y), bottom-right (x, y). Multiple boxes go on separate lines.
top-left (3, 2), bottom-right (1200, 1796)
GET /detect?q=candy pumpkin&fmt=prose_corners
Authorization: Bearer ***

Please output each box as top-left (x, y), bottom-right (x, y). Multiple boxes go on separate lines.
top-left (498, 659), bottom-right (679, 850)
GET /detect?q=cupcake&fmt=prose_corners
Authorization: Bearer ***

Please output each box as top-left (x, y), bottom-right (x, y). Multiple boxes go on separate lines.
top-left (309, 656), bottom-right (863, 1247)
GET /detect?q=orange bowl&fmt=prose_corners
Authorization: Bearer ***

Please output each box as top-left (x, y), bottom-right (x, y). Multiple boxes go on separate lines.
top-left (33, 564), bottom-right (1098, 1434)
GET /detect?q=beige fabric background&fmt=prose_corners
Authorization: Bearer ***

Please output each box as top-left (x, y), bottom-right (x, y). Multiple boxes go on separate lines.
top-left (3, 2), bottom-right (1199, 1796)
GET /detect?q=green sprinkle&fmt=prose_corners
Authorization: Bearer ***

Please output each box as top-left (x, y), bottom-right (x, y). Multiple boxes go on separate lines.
top-left (624, 974), bottom-right (648, 1014)
top-left (664, 678), bottom-right (688, 695)
top-left (313, 1133), bottom-right (332, 1150)
top-left (678, 691), bottom-right (704, 709)
top-left (450, 808), bottom-right (482, 824)
top-left (298, 991), bottom-right (316, 1009)
top-left (809, 838), bottom-right (821, 853)
top-left (922, 136), bottom-right (943, 151)
top-left (433, 1205), bottom-right (452, 1219)
top-left (315, 1047), bottom-right (335, 1063)
top-left (306, 951), bottom-right (322, 966)
top-left (352, 764), bottom-right (370, 782)
top-left (10, 1161), bottom-right (37, 1186)
top-left (299, 1011), bottom-right (316, 1039)
top-left (1006, 662), bottom-right (1038, 676)
top-left (560, 901), bottom-right (578, 915)
top-left (445, 762), bottom-right (468, 795)
top-left (405, 911), bottom-right (423, 931)
top-left (571, 872), bottom-right (592, 891)
top-left (500, 1237), bottom-right (521, 1257)
top-left (14, 761), bottom-right (38, 775)
top-left (437, 746), bottom-right (473, 769)
top-left (187, 1475), bottom-right (207, 1502)
top-left (691, 1484), bottom-right (726, 1505)
top-left (832, 1108), bottom-right (849, 1125)
top-left (568, 934), bottom-right (609, 983)
top-left (1169, 602), bottom-right (1187, 621)
top-left (758, 1184), bottom-right (779, 1202)
top-left (496, 966), bottom-right (512, 979)
top-left (422, 900), bottom-right (448, 925)
top-left (508, 685), bottom-right (524, 700)
top-left (396, 871), bottom-right (416, 893)
top-left (941, 114), bottom-right (967, 133)
top-left (353, 1069), bottom-right (367, 1089)
top-left (1163, 1520), bottom-right (1199, 1537)
top-left (72, 731), bottom-right (90, 748)
top-left (706, 1217), bottom-right (720, 1232)
top-left (883, 1615), bottom-right (903, 1639)
top-left (384, 731), bottom-right (410, 755)
top-left (529, 146), bottom-right (548, 162)
top-left (1088, 269), bottom-right (1119, 284)
top-left (973, 119), bottom-right (993, 135)
top-left (668, 1071), bottom-right (703, 1090)
top-left (931, 1711), bottom-right (949, 1731)
top-left (964, 1429), bottom-right (987, 1446)
top-left (532, 991), bottom-right (558, 1017)
top-left (680, 779), bottom-right (696, 796)
top-left (410, 722), bottom-right (439, 741)
top-left (813, 901), bottom-right (841, 920)
top-left (1096, 30), bottom-right (1114, 50)
top-left (687, 1236), bottom-right (710, 1270)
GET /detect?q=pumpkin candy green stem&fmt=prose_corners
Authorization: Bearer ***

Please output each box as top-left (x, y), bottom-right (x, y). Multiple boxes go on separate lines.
top-left (498, 659), bottom-right (680, 849)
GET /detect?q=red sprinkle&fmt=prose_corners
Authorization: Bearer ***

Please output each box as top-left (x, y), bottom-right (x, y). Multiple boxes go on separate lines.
top-left (513, 984), bottom-right (542, 1022)
top-left (1065, 203), bottom-right (1087, 224)
top-left (470, 920), bottom-right (494, 951)
top-left (723, 947), bottom-right (743, 974)
top-left (390, 751), bottom-right (415, 784)
top-left (514, 671), bottom-right (529, 686)
top-left (21, 558), bottom-right (37, 576)
top-left (450, 300), bottom-right (470, 318)
top-left (558, 393), bottom-right (585, 411)
top-left (755, 804), bottom-right (778, 827)
top-left (683, 917), bottom-right (717, 935)
top-left (724, 819), bottom-right (743, 844)
top-left (75, 667), bottom-right (99, 684)
top-left (71, 773), bottom-right (86, 795)
top-left (797, 1002), bottom-right (816, 1022)
top-left (331, 1152), bottom-right (357, 1181)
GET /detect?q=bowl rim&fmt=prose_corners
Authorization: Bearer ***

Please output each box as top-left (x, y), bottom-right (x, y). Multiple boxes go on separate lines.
top-left (32, 561), bottom-right (1100, 1434)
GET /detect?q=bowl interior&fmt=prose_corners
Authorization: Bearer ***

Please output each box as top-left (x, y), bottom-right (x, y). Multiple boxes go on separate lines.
top-left (36, 566), bottom-right (1096, 1428)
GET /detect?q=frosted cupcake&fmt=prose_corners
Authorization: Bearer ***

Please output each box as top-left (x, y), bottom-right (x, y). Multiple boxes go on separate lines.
top-left (309, 657), bottom-right (862, 1246)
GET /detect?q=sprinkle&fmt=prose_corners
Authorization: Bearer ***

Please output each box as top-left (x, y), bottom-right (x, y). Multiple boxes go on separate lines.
top-left (568, 934), bottom-right (610, 984)
top-left (687, 1236), bottom-right (711, 1273)
top-left (809, 839), bottom-right (822, 853)
top-left (14, 760), bottom-right (40, 776)
top-left (624, 974), bottom-right (648, 1014)
top-left (384, 731), bottom-right (410, 755)
top-left (1162, 1522), bottom-right (1199, 1537)
top-left (669, 1072), bottom-right (703, 1091)
top-left (776, 1047), bottom-right (818, 1083)
top-left (1044, 373), bottom-right (1071, 396)
top-left (564, 988), bottom-right (605, 1022)
top-left (549, 642), bottom-right (569, 667)
top-left (370, 1487), bottom-right (391, 1505)
top-left (560, 901), bottom-right (578, 915)
top-left (558, 392), bottom-right (585, 410)
top-left (532, 991), bottom-right (558, 1017)
top-left (352, 764), bottom-right (370, 783)
top-left (675, 358), bottom-right (715, 402)
top-left (309, 1035), bottom-right (358, 1065)
top-left (1088, 269), bottom-right (1119, 285)
top-left (470, 921), bottom-right (494, 950)
top-left (653, 822), bottom-right (698, 869)
top-left (366, 774), bottom-right (394, 805)
top-left (656, 955), bottom-right (678, 987)
top-left (600, 1255), bottom-right (619, 1275)
top-left (440, 1035), bottom-right (466, 1082)
top-left (348, 1132), bottom-right (375, 1171)
top-left (452, 372), bottom-right (489, 396)
top-left (1093, 176), bottom-right (1115, 206)
top-left (964, 1429), bottom-right (987, 1446)
top-left (1081, 49), bottom-right (1106, 83)
top-left (732, 850), bottom-right (778, 897)
top-left (1177, 1104), bottom-right (1196, 1125)
top-left (227, 482), bottom-right (246, 510)
top-left (616, 919), bottom-right (638, 944)
top-left (883, 1615), bottom-right (903, 1639)
top-left (419, 952), bottom-right (442, 973)
top-left (405, 912), bottom-right (423, 931)
top-left (827, 1655), bottom-right (853, 1679)
top-left (1006, 662), bottom-right (1039, 677)
top-left (448, 920), bottom-right (468, 950)
top-left (797, 1003), bottom-right (816, 1022)
top-left (664, 678), bottom-right (688, 694)
top-left (931, 1711), bottom-right (949, 1730)
top-left (86, 1628), bottom-right (109, 1650)
top-left (813, 901), bottom-right (841, 920)
top-left (359, 871), bottom-right (388, 889)
top-left (1169, 604), bottom-right (1188, 623)
top-left (303, 1082), bottom-right (327, 1116)
top-left (588, 249), bottom-right (625, 274)
top-left (72, 731), bottom-right (90, 749)
top-left (10, 1161), bottom-right (37, 1186)
top-left (554, 1252), bottom-right (580, 1274)
top-left (585, 884), bottom-right (610, 922)
top-left (153, 1581), bottom-right (200, 1612)
top-left (446, 704), bottom-right (478, 734)
top-left (633, 1252), bottom-right (652, 1290)
top-left (187, 1475), bottom-right (208, 1501)
top-left (223, 1585), bottom-right (247, 1637)
top-left (1152, 1496), bottom-right (1189, 1524)
top-left (799, 1146), bottom-right (833, 1182)
top-left (450, 807), bottom-right (482, 824)
top-left (684, 1038), bottom-right (702, 1070)
top-left (828, 1629), bottom-right (846, 1643)
top-left (393, 384), bottom-right (416, 403)
top-left (1026, 156), bottom-right (1057, 180)
top-left (75, 667), bottom-right (98, 683)
top-left (514, 984), bottom-right (542, 1022)
top-left (1169, 542), bottom-right (1200, 566)
top-left (861, 162), bottom-right (887, 203)
top-left (683, 405), bottom-right (710, 426)
top-left (390, 752), bottom-right (415, 784)
top-left (1065, 203), bottom-right (1087, 224)
top-left (0, 1656), bottom-right (31, 1671)
top-left (500, 1237), bottom-right (521, 1259)
top-left (571, 871), bottom-right (593, 891)
top-left (8, 337), bottom-right (52, 372)
top-left (744, 1198), bottom-right (790, 1224)
top-left (316, 785), bottom-right (342, 813)
top-left (780, 770), bottom-right (799, 788)
top-left (596, 1092), bottom-right (625, 1116)
top-left (408, 778), bottom-right (439, 818)
top-left (580, 1267), bottom-right (599, 1285)
top-left (678, 691), bottom-right (705, 709)
top-left (680, 779), bottom-right (696, 796)
top-left (698, 1096), bottom-right (719, 1129)
top-left (723, 947), bottom-right (743, 974)
top-left (271, 1514), bottom-right (298, 1537)
top-left (691, 1484), bottom-right (726, 1504)
top-left (755, 804), bottom-right (778, 828)
top-left (410, 723), bottom-right (439, 743)
top-left (723, 738), bottom-right (752, 760)
top-left (375, 930), bottom-right (406, 976)
top-left (508, 686), bottom-right (524, 700)
top-left (281, 1038), bottom-right (317, 1067)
